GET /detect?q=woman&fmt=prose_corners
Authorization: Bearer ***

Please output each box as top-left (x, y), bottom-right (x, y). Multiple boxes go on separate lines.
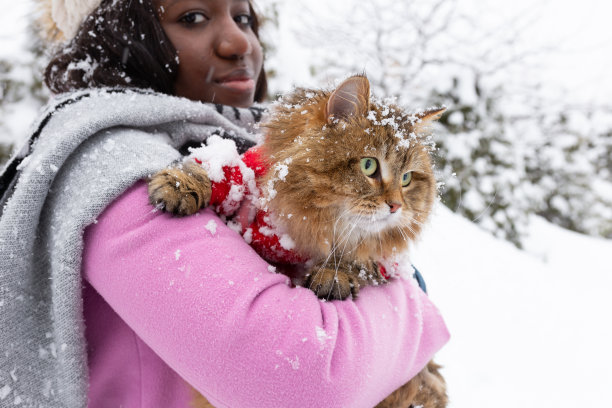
top-left (0, 0), bottom-right (449, 407)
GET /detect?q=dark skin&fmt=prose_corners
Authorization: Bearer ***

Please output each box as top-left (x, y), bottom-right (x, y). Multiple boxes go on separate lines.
top-left (155, 0), bottom-right (264, 107)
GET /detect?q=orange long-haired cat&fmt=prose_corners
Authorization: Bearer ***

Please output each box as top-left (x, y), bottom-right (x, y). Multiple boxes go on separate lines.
top-left (149, 75), bottom-right (447, 408)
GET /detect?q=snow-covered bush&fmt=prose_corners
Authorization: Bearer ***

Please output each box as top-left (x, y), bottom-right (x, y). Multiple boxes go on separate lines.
top-left (432, 74), bottom-right (612, 244)
top-left (432, 76), bottom-right (531, 246)
top-left (524, 110), bottom-right (612, 239)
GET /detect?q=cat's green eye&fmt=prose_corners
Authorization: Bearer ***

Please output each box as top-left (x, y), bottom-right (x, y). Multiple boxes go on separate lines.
top-left (402, 171), bottom-right (413, 187)
top-left (360, 158), bottom-right (378, 177)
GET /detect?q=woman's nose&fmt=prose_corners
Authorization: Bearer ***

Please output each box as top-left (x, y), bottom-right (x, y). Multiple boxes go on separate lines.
top-left (216, 19), bottom-right (252, 59)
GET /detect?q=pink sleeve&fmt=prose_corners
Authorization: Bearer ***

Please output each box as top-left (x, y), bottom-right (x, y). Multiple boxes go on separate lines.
top-left (83, 180), bottom-right (449, 408)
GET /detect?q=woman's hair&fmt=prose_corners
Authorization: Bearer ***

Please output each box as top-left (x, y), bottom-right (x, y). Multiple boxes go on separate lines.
top-left (44, 0), bottom-right (268, 102)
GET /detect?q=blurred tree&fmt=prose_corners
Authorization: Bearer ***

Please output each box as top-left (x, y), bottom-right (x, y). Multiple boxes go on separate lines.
top-left (433, 75), bottom-right (530, 246)
top-left (0, 23), bottom-right (48, 167)
top-left (525, 108), bottom-right (612, 239)
top-left (254, 0), bottom-right (281, 98)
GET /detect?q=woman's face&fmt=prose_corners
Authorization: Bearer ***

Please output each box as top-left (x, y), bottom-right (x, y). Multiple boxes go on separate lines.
top-left (155, 0), bottom-right (263, 107)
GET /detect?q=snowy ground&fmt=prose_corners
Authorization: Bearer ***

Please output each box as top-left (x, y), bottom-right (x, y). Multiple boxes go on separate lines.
top-left (411, 204), bottom-right (612, 407)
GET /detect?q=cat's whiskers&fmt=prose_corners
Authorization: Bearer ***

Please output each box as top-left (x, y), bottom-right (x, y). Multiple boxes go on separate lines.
top-left (312, 209), bottom-right (364, 299)
top-left (406, 223), bottom-right (418, 236)
top-left (328, 214), bottom-right (364, 301)
top-left (334, 213), bottom-right (362, 265)
top-left (454, 183), bottom-right (465, 212)
top-left (396, 225), bottom-right (410, 242)
top-left (333, 205), bottom-right (367, 248)
top-left (345, 210), bottom-right (380, 263)
top-left (396, 217), bottom-right (417, 236)
top-left (472, 189), bottom-right (498, 222)
top-left (408, 217), bottom-right (424, 227)
top-left (331, 206), bottom-right (357, 268)
top-left (328, 214), bottom-right (360, 273)
top-left (332, 205), bottom-right (356, 237)
top-left (401, 210), bottom-right (426, 227)
top-left (309, 210), bottom-right (357, 296)
top-left (357, 208), bottom-right (386, 260)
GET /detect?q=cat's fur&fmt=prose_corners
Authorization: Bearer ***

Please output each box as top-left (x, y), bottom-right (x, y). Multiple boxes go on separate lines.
top-left (149, 75), bottom-right (447, 407)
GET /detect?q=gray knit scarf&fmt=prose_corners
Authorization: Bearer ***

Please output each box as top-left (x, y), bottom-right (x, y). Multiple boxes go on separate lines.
top-left (0, 88), bottom-right (263, 407)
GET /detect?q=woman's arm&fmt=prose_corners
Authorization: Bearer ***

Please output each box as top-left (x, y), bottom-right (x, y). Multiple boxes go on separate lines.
top-left (83, 180), bottom-right (449, 408)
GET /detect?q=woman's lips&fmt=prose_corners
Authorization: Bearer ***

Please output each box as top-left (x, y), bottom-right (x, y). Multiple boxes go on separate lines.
top-left (216, 78), bottom-right (255, 93)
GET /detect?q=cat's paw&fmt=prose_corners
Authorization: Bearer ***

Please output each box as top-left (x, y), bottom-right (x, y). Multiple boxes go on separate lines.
top-left (148, 162), bottom-right (212, 216)
top-left (304, 267), bottom-right (359, 300)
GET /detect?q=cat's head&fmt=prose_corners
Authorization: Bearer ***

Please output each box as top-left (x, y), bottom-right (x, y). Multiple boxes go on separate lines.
top-left (261, 75), bottom-right (444, 254)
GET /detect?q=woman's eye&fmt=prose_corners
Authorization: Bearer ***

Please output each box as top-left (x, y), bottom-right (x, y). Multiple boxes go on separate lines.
top-left (234, 14), bottom-right (253, 27)
top-left (180, 12), bottom-right (206, 24)
top-left (401, 171), bottom-right (413, 187)
top-left (360, 158), bottom-right (378, 177)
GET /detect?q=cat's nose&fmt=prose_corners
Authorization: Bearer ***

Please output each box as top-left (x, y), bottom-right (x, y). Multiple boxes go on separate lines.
top-left (387, 201), bottom-right (402, 213)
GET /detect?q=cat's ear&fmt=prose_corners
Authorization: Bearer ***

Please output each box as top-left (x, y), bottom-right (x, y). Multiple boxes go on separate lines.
top-left (413, 107), bottom-right (446, 134)
top-left (416, 107), bottom-right (446, 122)
top-left (325, 75), bottom-right (370, 124)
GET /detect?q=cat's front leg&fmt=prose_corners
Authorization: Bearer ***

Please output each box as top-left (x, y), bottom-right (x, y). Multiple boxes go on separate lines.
top-left (304, 262), bottom-right (360, 300)
top-left (148, 161), bottom-right (212, 216)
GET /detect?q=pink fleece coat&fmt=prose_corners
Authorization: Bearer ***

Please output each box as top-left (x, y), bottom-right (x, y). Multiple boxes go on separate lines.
top-left (82, 181), bottom-right (449, 407)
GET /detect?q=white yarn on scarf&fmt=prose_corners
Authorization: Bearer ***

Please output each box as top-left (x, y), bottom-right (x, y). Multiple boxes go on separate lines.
top-left (51, 0), bottom-right (102, 40)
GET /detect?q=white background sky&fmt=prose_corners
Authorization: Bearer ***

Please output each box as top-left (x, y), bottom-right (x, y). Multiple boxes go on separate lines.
top-left (469, 0), bottom-right (612, 106)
